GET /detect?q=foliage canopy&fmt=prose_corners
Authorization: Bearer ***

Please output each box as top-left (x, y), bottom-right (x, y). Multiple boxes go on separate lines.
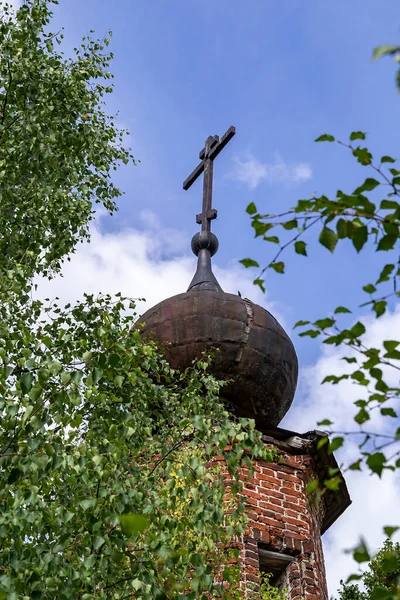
top-left (0, 0), bottom-right (132, 276)
top-left (0, 1), bottom-right (273, 598)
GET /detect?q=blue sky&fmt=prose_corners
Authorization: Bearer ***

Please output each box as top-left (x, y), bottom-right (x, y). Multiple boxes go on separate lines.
top-left (51, 0), bottom-right (400, 359)
top-left (35, 0), bottom-right (400, 594)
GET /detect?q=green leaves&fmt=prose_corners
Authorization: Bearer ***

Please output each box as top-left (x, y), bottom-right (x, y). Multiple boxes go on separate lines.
top-left (328, 437), bottom-right (344, 453)
top-left (353, 146), bottom-right (373, 165)
top-left (335, 306), bottom-right (352, 314)
top-left (370, 588), bottom-right (393, 600)
top-left (0, 4), bottom-right (275, 591)
top-left (79, 498), bottom-right (96, 511)
top-left (252, 219), bottom-right (272, 238)
top-left (0, 0), bottom-right (134, 279)
top-left (282, 219), bottom-right (298, 230)
top-left (354, 408), bottom-right (370, 425)
top-left (259, 572), bottom-right (288, 600)
top-left (353, 540), bottom-right (370, 564)
top-left (315, 133), bottom-right (335, 142)
top-left (383, 526), bottom-right (399, 538)
top-left (351, 321), bottom-right (366, 337)
top-left (373, 300), bottom-right (387, 318)
top-left (0, 263), bottom-right (274, 600)
top-left (246, 201), bottom-right (257, 215)
top-left (336, 218), bottom-right (352, 240)
top-left (363, 284), bottom-right (376, 294)
top-left (366, 452), bottom-right (386, 477)
top-left (350, 131), bottom-right (367, 141)
top-left (353, 177), bottom-right (379, 194)
top-left (48, 360), bottom-right (62, 376)
top-left (314, 318), bottom-right (335, 329)
top-left (253, 278), bottom-right (266, 292)
top-left (377, 264), bottom-right (395, 284)
top-left (299, 329), bottom-right (320, 338)
top-left (0, 286), bottom-right (272, 598)
top-left (20, 371), bottom-right (33, 394)
top-left (377, 235), bottom-right (397, 251)
top-left (380, 199), bottom-right (398, 209)
top-left (306, 479), bottom-right (319, 494)
top-left (383, 340), bottom-right (400, 355)
top-left (240, 107), bottom-right (400, 600)
top-left (343, 538), bottom-right (400, 599)
top-left (372, 44), bottom-right (399, 60)
top-left (119, 514), bottom-right (150, 535)
top-left (246, 133), bottom-right (400, 304)
top-left (319, 226), bottom-right (338, 252)
top-left (380, 408), bottom-right (397, 418)
top-left (270, 261), bottom-right (285, 274)
top-left (240, 258), bottom-right (259, 268)
top-left (294, 320), bottom-right (310, 328)
top-left (92, 367), bottom-right (103, 384)
top-left (352, 225), bottom-right (368, 252)
top-left (294, 240), bottom-right (307, 256)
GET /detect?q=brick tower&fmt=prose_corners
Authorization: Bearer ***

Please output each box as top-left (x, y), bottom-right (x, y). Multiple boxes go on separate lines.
top-left (230, 427), bottom-right (350, 598)
top-left (139, 127), bottom-right (351, 598)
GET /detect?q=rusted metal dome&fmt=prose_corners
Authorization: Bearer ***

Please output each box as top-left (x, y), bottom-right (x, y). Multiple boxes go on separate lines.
top-left (138, 126), bottom-right (298, 428)
top-left (138, 290), bottom-right (298, 428)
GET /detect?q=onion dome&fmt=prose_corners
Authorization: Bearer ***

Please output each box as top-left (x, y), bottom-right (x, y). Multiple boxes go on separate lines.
top-left (138, 127), bottom-right (298, 428)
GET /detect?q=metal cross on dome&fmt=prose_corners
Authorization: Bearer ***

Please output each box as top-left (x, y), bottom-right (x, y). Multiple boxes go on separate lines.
top-left (183, 126), bottom-right (236, 232)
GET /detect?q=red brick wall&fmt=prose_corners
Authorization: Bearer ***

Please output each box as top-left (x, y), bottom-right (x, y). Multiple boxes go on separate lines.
top-left (234, 448), bottom-right (328, 599)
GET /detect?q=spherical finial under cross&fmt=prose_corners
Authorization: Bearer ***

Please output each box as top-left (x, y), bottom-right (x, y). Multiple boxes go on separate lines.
top-left (191, 231), bottom-right (219, 257)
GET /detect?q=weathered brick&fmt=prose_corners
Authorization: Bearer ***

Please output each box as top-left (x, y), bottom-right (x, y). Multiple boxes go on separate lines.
top-left (217, 440), bottom-right (333, 600)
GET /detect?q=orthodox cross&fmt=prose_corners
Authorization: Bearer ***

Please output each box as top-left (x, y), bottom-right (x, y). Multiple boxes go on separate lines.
top-left (183, 126), bottom-right (236, 232)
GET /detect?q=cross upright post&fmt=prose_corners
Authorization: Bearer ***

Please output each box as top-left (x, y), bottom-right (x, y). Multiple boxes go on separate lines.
top-left (183, 126), bottom-right (236, 232)
top-left (183, 126), bottom-right (235, 293)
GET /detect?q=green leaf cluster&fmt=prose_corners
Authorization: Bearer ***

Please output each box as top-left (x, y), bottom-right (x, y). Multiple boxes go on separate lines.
top-left (0, 2), bottom-right (276, 598)
top-left (0, 0), bottom-right (134, 278)
top-left (336, 540), bottom-right (400, 600)
top-left (259, 573), bottom-right (288, 600)
top-left (0, 284), bottom-right (273, 597)
top-left (243, 126), bottom-right (400, 484)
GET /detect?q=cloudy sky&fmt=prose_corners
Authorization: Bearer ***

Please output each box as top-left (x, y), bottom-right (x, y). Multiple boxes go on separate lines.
top-left (17, 0), bottom-right (400, 595)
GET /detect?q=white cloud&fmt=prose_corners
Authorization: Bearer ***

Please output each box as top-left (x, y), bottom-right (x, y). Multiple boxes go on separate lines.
top-left (293, 162), bottom-right (313, 182)
top-left (35, 211), bottom-right (281, 320)
top-left (283, 309), bottom-right (400, 596)
top-left (232, 153), bottom-right (312, 190)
